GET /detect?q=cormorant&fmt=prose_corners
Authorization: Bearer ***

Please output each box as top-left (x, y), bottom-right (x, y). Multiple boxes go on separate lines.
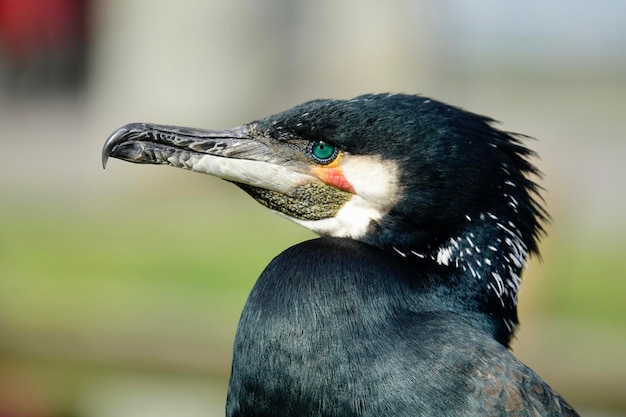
top-left (102, 93), bottom-right (579, 416)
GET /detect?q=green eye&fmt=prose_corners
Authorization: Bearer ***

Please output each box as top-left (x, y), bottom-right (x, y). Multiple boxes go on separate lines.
top-left (308, 141), bottom-right (339, 164)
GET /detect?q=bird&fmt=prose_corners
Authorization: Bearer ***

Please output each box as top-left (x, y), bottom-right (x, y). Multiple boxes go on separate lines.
top-left (102, 93), bottom-right (579, 416)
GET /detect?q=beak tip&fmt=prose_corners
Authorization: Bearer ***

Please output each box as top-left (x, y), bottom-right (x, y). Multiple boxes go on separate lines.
top-left (102, 124), bottom-right (136, 170)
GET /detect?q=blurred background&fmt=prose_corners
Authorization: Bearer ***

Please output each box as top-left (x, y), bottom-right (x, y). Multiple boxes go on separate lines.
top-left (0, 0), bottom-right (624, 416)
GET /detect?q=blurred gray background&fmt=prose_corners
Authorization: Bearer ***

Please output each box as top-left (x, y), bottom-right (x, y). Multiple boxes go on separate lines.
top-left (0, 1), bottom-right (625, 416)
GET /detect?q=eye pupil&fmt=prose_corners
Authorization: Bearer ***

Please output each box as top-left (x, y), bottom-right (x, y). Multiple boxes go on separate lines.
top-left (309, 141), bottom-right (338, 164)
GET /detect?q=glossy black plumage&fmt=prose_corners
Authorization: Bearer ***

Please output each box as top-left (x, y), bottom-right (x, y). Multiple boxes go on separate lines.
top-left (227, 238), bottom-right (577, 417)
top-left (102, 93), bottom-right (579, 416)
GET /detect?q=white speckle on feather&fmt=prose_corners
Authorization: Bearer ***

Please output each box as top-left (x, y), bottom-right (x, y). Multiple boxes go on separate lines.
top-left (393, 247), bottom-right (407, 257)
top-left (436, 246), bottom-right (454, 266)
top-left (416, 211), bottom-right (530, 314)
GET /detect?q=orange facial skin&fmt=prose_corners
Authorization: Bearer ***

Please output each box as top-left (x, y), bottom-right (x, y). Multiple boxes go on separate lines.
top-left (313, 156), bottom-right (355, 193)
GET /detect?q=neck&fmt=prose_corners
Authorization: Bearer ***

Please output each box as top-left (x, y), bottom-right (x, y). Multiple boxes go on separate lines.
top-left (392, 211), bottom-right (529, 346)
top-left (228, 237), bottom-right (507, 416)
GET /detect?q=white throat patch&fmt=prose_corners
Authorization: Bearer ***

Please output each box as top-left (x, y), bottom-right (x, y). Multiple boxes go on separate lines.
top-left (284, 154), bottom-right (401, 240)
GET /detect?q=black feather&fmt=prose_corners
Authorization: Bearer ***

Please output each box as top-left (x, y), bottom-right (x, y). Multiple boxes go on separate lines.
top-left (227, 238), bottom-right (576, 417)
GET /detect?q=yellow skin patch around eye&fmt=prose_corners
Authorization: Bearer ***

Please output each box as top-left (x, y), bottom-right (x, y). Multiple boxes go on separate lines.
top-left (312, 154), bottom-right (356, 194)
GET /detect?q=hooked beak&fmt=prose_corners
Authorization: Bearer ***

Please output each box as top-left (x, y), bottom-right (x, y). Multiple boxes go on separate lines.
top-left (102, 122), bottom-right (314, 196)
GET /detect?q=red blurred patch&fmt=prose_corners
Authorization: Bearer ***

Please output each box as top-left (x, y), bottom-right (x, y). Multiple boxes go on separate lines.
top-left (0, 0), bottom-right (88, 61)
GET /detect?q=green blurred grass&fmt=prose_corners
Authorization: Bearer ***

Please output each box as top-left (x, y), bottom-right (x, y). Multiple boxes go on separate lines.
top-left (0, 187), bottom-right (312, 371)
top-left (539, 242), bottom-right (626, 323)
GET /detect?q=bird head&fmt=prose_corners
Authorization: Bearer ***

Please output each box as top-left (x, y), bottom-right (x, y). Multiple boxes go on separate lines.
top-left (103, 93), bottom-right (550, 340)
top-left (103, 93), bottom-right (545, 257)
